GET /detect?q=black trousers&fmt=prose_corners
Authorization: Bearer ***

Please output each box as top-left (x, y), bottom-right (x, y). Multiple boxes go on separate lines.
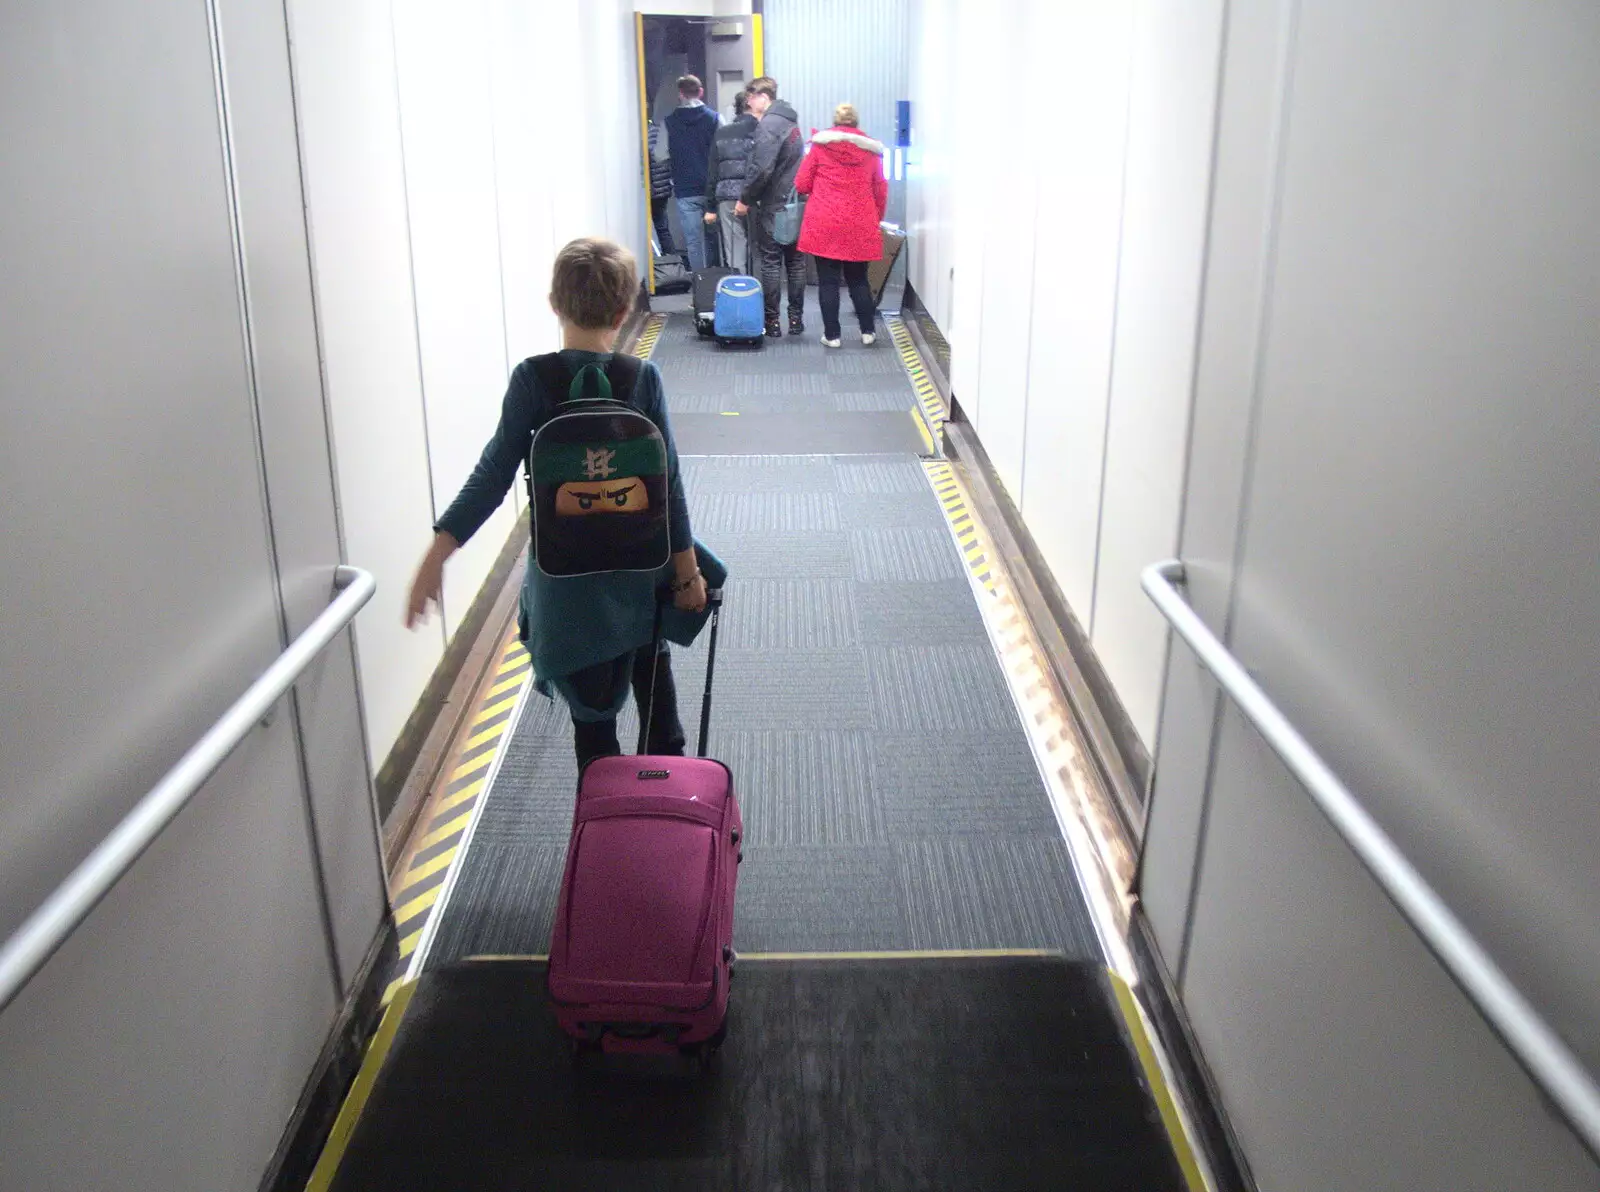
top-left (750, 204), bottom-right (807, 322)
top-left (815, 256), bottom-right (876, 339)
top-left (566, 646), bottom-right (687, 772)
top-left (651, 193), bottom-right (675, 254)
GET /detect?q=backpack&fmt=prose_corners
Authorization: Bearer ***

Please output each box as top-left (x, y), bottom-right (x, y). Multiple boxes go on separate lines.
top-left (524, 354), bottom-right (671, 578)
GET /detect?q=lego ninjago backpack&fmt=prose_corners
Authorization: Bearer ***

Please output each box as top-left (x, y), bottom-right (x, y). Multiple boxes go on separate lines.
top-left (523, 354), bottom-right (671, 578)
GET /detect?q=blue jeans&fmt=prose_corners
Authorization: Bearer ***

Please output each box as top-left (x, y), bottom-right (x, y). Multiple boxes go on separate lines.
top-left (676, 196), bottom-right (709, 271)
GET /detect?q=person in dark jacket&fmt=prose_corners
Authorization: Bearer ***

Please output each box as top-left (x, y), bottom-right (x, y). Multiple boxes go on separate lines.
top-left (703, 90), bottom-right (757, 274)
top-left (795, 104), bottom-right (888, 347)
top-left (664, 75), bottom-right (720, 272)
top-left (647, 120), bottom-right (674, 255)
top-left (736, 77), bottom-right (807, 336)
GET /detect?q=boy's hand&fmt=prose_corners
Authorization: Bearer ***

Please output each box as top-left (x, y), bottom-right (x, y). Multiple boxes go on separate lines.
top-left (673, 573), bottom-right (708, 612)
top-left (704, 211), bottom-right (717, 224)
top-left (733, 201), bottom-right (748, 217)
top-left (405, 533), bottom-right (457, 628)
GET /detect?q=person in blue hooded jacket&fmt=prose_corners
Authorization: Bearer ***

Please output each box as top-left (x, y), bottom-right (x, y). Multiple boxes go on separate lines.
top-left (664, 75), bottom-right (720, 272)
top-left (406, 237), bottom-right (722, 770)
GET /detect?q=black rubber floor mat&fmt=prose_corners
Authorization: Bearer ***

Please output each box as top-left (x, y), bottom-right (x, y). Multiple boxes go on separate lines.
top-left (326, 956), bottom-right (1188, 1191)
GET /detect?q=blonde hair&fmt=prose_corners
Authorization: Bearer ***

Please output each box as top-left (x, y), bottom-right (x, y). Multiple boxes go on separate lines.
top-left (550, 237), bottom-right (636, 329)
top-left (833, 102), bottom-right (860, 128)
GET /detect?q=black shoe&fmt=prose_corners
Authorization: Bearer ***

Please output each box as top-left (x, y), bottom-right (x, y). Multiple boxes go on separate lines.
top-left (788, 314), bottom-right (805, 336)
top-left (765, 320), bottom-right (783, 338)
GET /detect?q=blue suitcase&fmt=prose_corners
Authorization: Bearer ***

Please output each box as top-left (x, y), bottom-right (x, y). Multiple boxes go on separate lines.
top-left (713, 275), bottom-right (765, 346)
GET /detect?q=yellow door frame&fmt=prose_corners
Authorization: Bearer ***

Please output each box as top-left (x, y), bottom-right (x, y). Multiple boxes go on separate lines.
top-left (635, 12), bottom-right (655, 294)
top-left (635, 8), bottom-right (765, 296)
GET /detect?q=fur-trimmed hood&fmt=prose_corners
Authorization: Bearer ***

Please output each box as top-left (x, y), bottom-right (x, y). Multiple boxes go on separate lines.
top-left (812, 127), bottom-right (885, 155)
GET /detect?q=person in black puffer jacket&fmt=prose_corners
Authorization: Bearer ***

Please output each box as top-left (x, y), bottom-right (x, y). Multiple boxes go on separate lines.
top-left (737, 77), bottom-right (807, 336)
top-left (703, 91), bottom-right (757, 274)
top-left (647, 120), bottom-right (675, 255)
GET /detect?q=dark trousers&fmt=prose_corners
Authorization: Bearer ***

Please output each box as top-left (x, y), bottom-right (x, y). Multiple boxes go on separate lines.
top-left (751, 205), bottom-right (807, 322)
top-left (567, 646), bottom-right (687, 772)
top-left (815, 256), bottom-right (876, 340)
top-left (651, 193), bottom-right (675, 254)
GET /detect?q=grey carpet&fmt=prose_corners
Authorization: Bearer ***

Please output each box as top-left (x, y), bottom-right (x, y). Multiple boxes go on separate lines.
top-left (671, 411), bottom-right (926, 455)
top-left (427, 455), bottom-right (1098, 964)
top-left (649, 307), bottom-right (931, 456)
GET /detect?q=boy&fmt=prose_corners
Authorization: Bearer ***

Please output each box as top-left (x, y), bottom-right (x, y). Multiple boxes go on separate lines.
top-left (406, 237), bottom-right (708, 769)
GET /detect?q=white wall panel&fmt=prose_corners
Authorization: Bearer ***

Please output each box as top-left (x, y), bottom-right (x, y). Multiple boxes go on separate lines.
top-left (593, 0), bottom-right (647, 267)
top-left (218, 0), bottom-right (387, 984)
top-left (910, 0), bottom-right (1217, 754)
top-left (944, 0), bottom-right (995, 424)
top-left (488, 0), bottom-right (560, 368)
top-left (486, 0), bottom-right (550, 523)
top-left (970, 5), bottom-right (1037, 501)
top-left (1090, 0), bottom-right (1223, 745)
top-left (289, 0), bottom-right (646, 773)
top-left (1017, 1), bottom-right (1133, 618)
top-left (765, 0), bottom-right (912, 228)
top-left (1137, 0), bottom-right (1287, 962)
top-left (543, 0), bottom-right (605, 249)
top-left (907, 0), bottom-right (958, 330)
top-left (392, 0), bottom-right (515, 643)
top-left (287, 0), bottom-right (441, 764)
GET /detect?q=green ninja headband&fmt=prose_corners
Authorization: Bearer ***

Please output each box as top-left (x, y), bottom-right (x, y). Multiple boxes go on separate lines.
top-left (533, 437), bottom-right (665, 486)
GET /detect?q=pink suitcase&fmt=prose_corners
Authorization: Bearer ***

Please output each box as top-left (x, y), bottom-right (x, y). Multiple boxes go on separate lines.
top-left (547, 593), bottom-right (741, 1059)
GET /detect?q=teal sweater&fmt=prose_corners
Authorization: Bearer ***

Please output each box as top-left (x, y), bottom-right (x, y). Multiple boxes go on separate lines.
top-left (433, 350), bottom-right (723, 688)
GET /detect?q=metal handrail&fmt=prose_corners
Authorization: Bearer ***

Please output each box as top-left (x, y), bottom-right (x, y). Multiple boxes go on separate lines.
top-left (0, 565), bottom-right (376, 1015)
top-left (1142, 559), bottom-right (1600, 1161)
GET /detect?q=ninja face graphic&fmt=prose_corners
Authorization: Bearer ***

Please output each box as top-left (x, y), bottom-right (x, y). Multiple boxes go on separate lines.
top-left (530, 418), bottom-right (671, 575)
top-left (550, 443), bottom-right (652, 516)
top-left (554, 477), bottom-right (651, 515)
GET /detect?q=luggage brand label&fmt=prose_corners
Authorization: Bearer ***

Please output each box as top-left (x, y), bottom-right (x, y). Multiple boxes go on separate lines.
top-left (638, 769), bottom-right (671, 780)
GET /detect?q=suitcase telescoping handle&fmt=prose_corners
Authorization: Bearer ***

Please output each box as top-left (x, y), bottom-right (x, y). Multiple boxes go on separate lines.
top-left (638, 588), bottom-right (724, 758)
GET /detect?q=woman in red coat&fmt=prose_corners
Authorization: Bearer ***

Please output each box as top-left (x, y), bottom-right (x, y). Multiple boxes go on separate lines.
top-left (794, 103), bottom-right (889, 347)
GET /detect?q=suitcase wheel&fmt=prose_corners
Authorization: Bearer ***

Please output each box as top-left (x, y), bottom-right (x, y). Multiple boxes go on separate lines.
top-left (680, 1022), bottom-right (728, 1070)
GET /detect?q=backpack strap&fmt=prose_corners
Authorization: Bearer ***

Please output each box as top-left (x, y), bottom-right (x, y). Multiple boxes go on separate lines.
top-left (531, 351), bottom-right (644, 406)
top-left (603, 352), bottom-right (643, 406)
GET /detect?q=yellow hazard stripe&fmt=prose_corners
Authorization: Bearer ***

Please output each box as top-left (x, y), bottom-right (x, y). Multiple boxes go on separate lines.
top-left (484, 668), bottom-right (530, 702)
top-left (447, 948), bottom-right (1058, 965)
top-left (472, 690), bottom-right (520, 725)
top-left (431, 776), bottom-right (485, 817)
top-left (305, 980), bottom-right (418, 1191)
top-left (400, 847), bottom-right (456, 887)
top-left (463, 716), bottom-right (514, 755)
top-left (410, 808), bottom-right (473, 855)
top-left (740, 949), bottom-right (1058, 961)
top-left (1108, 971), bottom-right (1209, 1192)
top-left (925, 460), bottom-right (997, 596)
top-left (379, 628), bottom-right (531, 1006)
top-left (392, 884), bottom-right (440, 924)
top-left (448, 751), bottom-right (495, 788)
top-left (630, 313), bottom-right (666, 360)
top-left (889, 315), bottom-right (947, 448)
